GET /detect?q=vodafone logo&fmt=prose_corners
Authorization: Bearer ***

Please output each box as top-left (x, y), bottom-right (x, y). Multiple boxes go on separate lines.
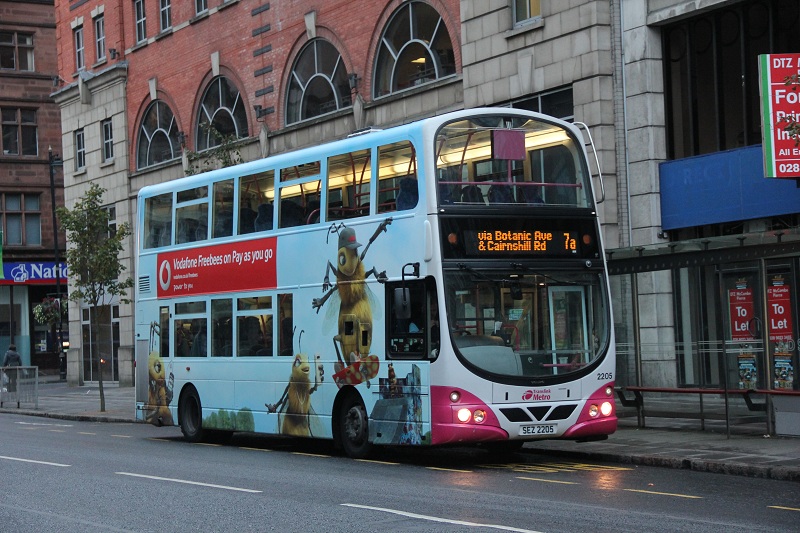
top-left (159, 259), bottom-right (171, 291)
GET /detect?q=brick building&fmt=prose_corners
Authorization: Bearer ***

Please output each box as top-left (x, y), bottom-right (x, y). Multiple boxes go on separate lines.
top-left (1, 0), bottom-right (65, 374)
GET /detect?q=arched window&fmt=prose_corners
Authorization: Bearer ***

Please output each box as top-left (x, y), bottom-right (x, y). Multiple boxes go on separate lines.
top-left (137, 100), bottom-right (181, 170)
top-left (196, 76), bottom-right (249, 151)
top-left (374, 1), bottom-right (455, 98)
top-left (286, 39), bottom-right (352, 125)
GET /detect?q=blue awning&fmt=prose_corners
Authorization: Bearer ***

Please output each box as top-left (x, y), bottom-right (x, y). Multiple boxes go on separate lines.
top-left (659, 145), bottom-right (800, 231)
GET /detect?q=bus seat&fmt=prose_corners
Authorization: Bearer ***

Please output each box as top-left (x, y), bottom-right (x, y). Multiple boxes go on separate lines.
top-left (240, 207), bottom-right (257, 234)
top-left (488, 184), bottom-right (514, 204)
top-left (396, 177), bottom-right (419, 210)
top-left (438, 183), bottom-right (460, 205)
top-left (280, 200), bottom-right (305, 227)
top-left (460, 185), bottom-right (484, 204)
top-left (520, 185), bottom-right (544, 205)
top-left (254, 203), bottom-right (274, 232)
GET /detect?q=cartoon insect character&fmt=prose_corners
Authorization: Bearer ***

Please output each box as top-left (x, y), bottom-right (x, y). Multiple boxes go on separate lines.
top-left (312, 219), bottom-right (391, 386)
top-left (266, 330), bottom-right (324, 436)
top-left (146, 323), bottom-right (174, 425)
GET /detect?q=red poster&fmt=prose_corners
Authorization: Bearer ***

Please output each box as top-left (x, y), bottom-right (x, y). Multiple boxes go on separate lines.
top-left (157, 237), bottom-right (277, 297)
top-left (729, 288), bottom-right (755, 341)
top-left (759, 53), bottom-right (800, 178)
top-left (767, 283), bottom-right (794, 342)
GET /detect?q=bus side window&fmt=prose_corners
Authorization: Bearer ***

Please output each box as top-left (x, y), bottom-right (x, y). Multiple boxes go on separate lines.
top-left (388, 282), bottom-right (427, 357)
top-left (212, 299), bottom-right (232, 357)
top-left (378, 141), bottom-right (417, 213)
top-left (213, 179), bottom-right (234, 238)
top-left (278, 293), bottom-right (293, 355)
top-left (236, 296), bottom-right (272, 356)
top-left (144, 193), bottom-right (172, 249)
top-left (328, 149), bottom-right (371, 220)
top-left (159, 306), bottom-right (170, 358)
top-left (239, 170), bottom-right (274, 234)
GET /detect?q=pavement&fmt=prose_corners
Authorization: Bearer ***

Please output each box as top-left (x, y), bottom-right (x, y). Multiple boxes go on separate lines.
top-left (2, 376), bottom-right (798, 482)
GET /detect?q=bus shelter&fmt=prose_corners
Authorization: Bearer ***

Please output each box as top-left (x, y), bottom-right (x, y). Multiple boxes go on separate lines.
top-left (608, 230), bottom-right (800, 436)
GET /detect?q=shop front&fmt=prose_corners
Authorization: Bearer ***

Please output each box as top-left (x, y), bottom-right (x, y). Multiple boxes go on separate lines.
top-left (0, 261), bottom-right (68, 377)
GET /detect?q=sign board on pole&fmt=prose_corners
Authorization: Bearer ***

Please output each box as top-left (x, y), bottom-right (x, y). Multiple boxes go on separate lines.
top-left (758, 53), bottom-right (800, 178)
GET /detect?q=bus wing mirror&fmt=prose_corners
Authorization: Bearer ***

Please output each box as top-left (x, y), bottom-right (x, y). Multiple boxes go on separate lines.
top-left (393, 288), bottom-right (411, 320)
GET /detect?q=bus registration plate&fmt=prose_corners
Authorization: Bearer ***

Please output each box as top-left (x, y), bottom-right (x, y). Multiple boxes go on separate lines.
top-left (520, 424), bottom-right (556, 436)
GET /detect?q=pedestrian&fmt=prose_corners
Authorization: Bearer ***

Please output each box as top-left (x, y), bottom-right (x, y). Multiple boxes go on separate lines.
top-left (3, 343), bottom-right (22, 392)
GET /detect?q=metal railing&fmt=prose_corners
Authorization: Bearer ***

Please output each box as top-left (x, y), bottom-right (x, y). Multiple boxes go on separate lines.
top-left (0, 366), bottom-right (39, 409)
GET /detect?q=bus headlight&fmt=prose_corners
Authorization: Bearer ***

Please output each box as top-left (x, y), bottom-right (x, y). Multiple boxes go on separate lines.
top-left (588, 404), bottom-right (599, 417)
top-left (473, 409), bottom-right (486, 423)
top-left (457, 408), bottom-right (472, 423)
top-left (450, 391), bottom-right (461, 403)
top-left (605, 386), bottom-right (613, 396)
top-left (600, 401), bottom-right (613, 416)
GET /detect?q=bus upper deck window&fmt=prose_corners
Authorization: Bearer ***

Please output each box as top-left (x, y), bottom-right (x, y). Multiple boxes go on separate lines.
top-left (212, 180), bottom-right (234, 238)
top-left (328, 149), bottom-right (371, 220)
top-left (239, 170), bottom-right (275, 235)
top-left (144, 193), bottom-right (172, 248)
top-left (378, 141), bottom-right (417, 213)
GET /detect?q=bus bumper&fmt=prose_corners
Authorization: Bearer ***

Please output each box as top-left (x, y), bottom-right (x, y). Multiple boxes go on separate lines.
top-left (430, 386), bottom-right (508, 445)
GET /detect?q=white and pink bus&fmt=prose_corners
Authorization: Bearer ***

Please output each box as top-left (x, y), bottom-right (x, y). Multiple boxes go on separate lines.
top-left (134, 108), bottom-right (616, 457)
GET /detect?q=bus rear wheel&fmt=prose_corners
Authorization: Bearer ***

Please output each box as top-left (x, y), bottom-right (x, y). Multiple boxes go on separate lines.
top-left (338, 393), bottom-right (372, 459)
top-left (179, 387), bottom-right (206, 443)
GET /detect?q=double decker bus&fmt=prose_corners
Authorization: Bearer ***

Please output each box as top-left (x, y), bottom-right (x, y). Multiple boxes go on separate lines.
top-left (134, 108), bottom-right (616, 457)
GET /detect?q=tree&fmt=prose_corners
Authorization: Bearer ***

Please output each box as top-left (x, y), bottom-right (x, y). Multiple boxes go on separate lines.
top-left (57, 183), bottom-right (133, 411)
top-left (184, 123), bottom-right (243, 175)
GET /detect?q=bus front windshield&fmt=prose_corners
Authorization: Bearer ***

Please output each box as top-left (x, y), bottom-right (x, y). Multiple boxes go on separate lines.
top-left (436, 115), bottom-right (590, 208)
top-left (444, 268), bottom-right (609, 380)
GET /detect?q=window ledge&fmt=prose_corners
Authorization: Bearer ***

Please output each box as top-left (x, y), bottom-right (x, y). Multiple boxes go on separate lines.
top-left (155, 29), bottom-right (174, 41)
top-left (100, 159), bottom-right (115, 169)
top-left (92, 58), bottom-right (108, 68)
top-left (371, 74), bottom-right (462, 104)
top-left (218, 0), bottom-right (240, 12)
top-left (74, 168), bottom-right (87, 178)
top-left (506, 17), bottom-right (544, 39)
top-left (190, 11), bottom-right (210, 24)
top-left (130, 41), bottom-right (148, 53)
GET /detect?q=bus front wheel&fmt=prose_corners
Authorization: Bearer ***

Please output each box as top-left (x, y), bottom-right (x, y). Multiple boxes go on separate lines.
top-left (179, 387), bottom-right (206, 443)
top-left (337, 393), bottom-right (372, 459)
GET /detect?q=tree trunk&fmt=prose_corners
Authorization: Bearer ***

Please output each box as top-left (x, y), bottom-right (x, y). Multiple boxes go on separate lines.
top-left (91, 305), bottom-right (106, 412)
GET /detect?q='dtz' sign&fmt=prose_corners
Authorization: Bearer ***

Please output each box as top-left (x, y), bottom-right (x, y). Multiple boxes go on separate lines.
top-left (758, 53), bottom-right (800, 178)
top-left (157, 237), bottom-right (277, 297)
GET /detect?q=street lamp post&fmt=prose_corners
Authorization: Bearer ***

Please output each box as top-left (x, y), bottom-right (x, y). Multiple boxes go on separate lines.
top-left (48, 147), bottom-right (65, 380)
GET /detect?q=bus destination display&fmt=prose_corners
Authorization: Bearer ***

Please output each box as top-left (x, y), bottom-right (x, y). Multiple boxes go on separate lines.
top-left (441, 217), bottom-right (598, 259)
top-left (466, 229), bottom-right (578, 255)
